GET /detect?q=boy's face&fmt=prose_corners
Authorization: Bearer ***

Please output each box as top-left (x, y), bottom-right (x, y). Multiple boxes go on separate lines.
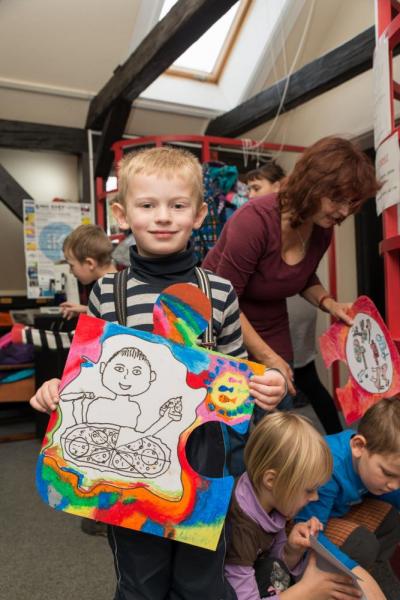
top-left (101, 354), bottom-right (156, 397)
top-left (64, 250), bottom-right (96, 285)
top-left (112, 173), bottom-right (207, 258)
top-left (351, 435), bottom-right (400, 495)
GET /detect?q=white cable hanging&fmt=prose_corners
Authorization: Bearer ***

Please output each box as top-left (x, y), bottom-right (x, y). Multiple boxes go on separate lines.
top-left (242, 0), bottom-right (316, 164)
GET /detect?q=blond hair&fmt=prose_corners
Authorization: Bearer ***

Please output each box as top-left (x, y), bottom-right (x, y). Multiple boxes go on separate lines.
top-left (63, 224), bottom-right (113, 266)
top-left (358, 397), bottom-right (400, 455)
top-left (245, 412), bottom-right (332, 513)
top-left (117, 146), bottom-right (204, 207)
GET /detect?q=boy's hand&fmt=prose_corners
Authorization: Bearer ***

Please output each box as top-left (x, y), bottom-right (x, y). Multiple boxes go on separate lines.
top-left (287, 518), bottom-right (323, 551)
top-left (60, 302), bottom-right (87, 320)
top-left (249, 368), bottom-right (287, 411)
top-left (265, 353), bottom-right (296, 396)
top-left (30, 378), bottom-right (61, 413)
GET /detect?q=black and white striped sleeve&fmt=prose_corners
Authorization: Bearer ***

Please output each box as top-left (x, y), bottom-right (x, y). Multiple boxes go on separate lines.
top-left (208, 273), bottom-right (247, 359)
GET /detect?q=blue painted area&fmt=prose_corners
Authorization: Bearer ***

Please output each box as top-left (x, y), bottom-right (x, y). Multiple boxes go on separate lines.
top-left (159, 294), bottom-right (208, 338)
top-left (98, 491), bottom-right (116, 510)
top-left (61, 466), bottom-right (85, 488)
top-left (141, 519), bottom-right (165, 537)
top-left (218, 385), bottom-right (234, 393)
top-left (182, 476), bottom-right (234, 526)
top-left (35, 455), bottom-right (49, 502)
top-left (100, 321), bottom-right (210, 374)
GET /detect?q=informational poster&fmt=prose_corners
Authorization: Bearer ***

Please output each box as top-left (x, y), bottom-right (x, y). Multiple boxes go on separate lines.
top-left (23, 200), bottom-right (92, 299)
top-left (375, 132), bottom-right (400, 215)
top-left (373, 34), bottom-right (392, 150)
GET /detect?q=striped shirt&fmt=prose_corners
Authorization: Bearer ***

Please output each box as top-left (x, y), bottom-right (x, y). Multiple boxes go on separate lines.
top-left (88, 269), bottom-right (246, 358)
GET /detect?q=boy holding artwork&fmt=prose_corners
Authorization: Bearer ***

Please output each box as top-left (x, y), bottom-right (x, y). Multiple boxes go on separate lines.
top-left (296, 397), bottom-right (400, 599)
top-left (30, 146), bottom-right (286, 600)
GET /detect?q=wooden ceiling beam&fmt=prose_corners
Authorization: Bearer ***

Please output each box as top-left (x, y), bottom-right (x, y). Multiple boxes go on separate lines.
top-left (206, 26), bottom-right (379, 138)
top-left (0, 164), bottom-right (33, 221)
top-left (0, 119), bottom-right (87, 155)
top-left (94, 98), bottom-right (132, 178)
top-left (86, 0), bottom-right (239, 131)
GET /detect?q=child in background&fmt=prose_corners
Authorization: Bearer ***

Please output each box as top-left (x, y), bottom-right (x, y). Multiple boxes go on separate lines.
top-left (12, 223), bottom-right (117, 349)
top-left (297, 397), bottom-right (400, 599)
top-left (60, 223), bottom-right (117, 319)
top-left (30, 146), bottom-right (287, 600)
top-left (224, 411), bottom-right (363, 599)
top-left (244, 161), bottom-right (285, 198)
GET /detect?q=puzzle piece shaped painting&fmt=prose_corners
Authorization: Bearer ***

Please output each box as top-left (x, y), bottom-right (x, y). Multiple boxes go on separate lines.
top-left (319, 296), bottom-right (400, 423)
top-left (36, 283), bottom-right (264, 550)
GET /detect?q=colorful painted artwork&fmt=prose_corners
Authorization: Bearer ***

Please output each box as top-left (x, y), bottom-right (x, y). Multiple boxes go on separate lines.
top-left (319, 296), bottom-right (400, 423)
top-left (36, 283), bottom-right (264, 550)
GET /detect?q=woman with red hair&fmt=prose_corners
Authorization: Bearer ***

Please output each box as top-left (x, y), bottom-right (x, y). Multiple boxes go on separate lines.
top-left (203, 136), bottom-right (381, 423)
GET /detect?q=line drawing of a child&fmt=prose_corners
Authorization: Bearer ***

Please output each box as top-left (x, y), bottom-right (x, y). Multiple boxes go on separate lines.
top-left (62, 346), bottom-right (182, 449)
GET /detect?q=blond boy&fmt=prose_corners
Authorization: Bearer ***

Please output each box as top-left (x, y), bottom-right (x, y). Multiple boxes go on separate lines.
top-left (30, 146), bottom-right (287, 600)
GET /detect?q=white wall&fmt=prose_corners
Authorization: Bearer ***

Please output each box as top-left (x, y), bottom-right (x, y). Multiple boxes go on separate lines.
top-left (0, 149), bottom-right (79, 295)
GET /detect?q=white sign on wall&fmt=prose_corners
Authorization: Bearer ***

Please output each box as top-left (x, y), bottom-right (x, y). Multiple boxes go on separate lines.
top-left (23, 200), bottom-right (92, 299)
top-left (375, 132), bottom-right (400, 215)
top-left (373, 34), bottom-right (392, 150)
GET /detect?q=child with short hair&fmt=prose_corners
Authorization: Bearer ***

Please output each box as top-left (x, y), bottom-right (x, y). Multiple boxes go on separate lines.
top-left (30, 146), bottom-right (287, 600)
top-left (224, 411), bottom-right (364, 599)
top-left (244, 161), bottom-right (286, 198)
top-left (60, 223), bottom-right (116, 319)
top-left (297, 397), bottom-right (400, 599)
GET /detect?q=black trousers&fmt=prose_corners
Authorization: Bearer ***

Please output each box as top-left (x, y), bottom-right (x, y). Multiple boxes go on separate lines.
top-left (108, 525), bottom-right (235, 600)
top-left (340, 505), bottom-right (400, 569)
top-left (294, 361), bottom-right (342, 434)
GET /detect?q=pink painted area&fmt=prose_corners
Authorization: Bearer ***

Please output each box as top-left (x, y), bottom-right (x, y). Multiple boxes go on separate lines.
top-left (60, 314), bottom-right (104, 390)
top-left (320, 296), bottom-right (400, 423)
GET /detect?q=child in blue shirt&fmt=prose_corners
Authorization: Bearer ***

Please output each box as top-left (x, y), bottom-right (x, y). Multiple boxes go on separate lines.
top-left (297, 397), bottom-right (400, 598)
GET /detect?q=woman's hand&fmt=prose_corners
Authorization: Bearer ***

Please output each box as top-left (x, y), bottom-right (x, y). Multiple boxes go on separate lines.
top-left (249, 368), bottom-right (287, 411)
top-left (321, 298), bottom-right (353, 326)
top-left (60, 302), bottom-right (87, 320)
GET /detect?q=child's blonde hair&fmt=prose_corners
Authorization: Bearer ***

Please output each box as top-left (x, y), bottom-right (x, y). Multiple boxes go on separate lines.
top-left (63, 224), bottom-right (113, 266)
top-left (358, 396), bottom-right (400, 455)
top-left (245, 412), bottom-right (332, 513)
top-left (117, 146), bottom-right (204, 207)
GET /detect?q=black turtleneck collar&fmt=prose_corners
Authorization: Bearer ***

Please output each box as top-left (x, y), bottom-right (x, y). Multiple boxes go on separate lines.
top-left (129, 243), bottom-right (198, 285)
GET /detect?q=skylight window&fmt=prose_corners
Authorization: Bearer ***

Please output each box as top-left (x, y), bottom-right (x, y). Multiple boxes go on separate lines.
top-left (159, 0), bottom-right (251, 82)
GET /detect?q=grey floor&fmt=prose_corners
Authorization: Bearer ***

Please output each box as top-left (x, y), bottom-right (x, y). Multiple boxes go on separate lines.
top-left (0, 422), bottom-right (115, 600)
top-left (1, 405), bottom-right (399, 600)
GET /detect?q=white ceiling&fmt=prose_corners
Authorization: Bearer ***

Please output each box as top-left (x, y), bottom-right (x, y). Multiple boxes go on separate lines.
top-left (0, 0), bottom-right (376, 139)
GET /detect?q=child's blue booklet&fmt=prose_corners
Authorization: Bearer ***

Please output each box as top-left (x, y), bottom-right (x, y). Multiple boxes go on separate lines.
top-left (309, 535), bottom-right (367, 600)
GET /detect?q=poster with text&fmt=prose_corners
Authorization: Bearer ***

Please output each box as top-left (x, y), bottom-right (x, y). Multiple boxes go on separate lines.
top-left (23, 200), bottom-right (92, 299)
top-left (375, 132), bottom-right (400, 215)
top-left (373, 34), bottom-right (392, 150)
